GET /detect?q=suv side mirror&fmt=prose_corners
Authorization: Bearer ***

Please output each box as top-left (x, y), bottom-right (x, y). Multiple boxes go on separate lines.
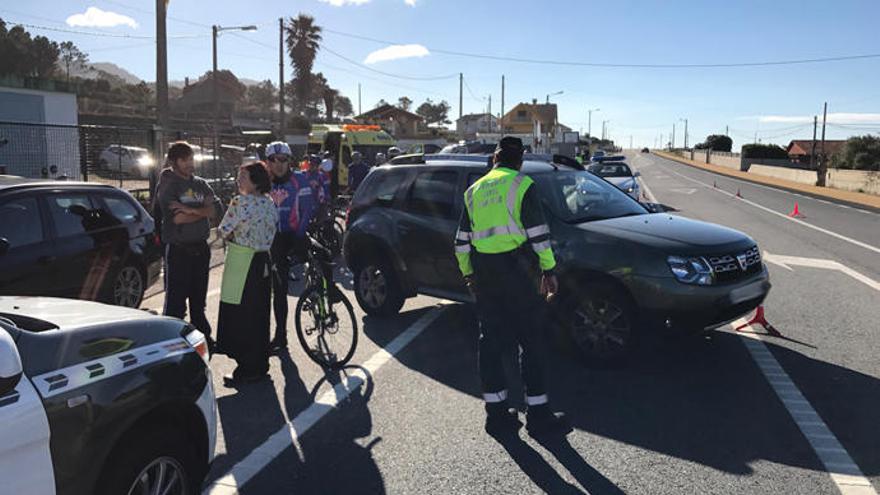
top-left (0, 327), bottom-right (23, 396)
top-left (633, 171), bottom-right (641, 177)
top-left (0, 238), bottom-right (8, 257)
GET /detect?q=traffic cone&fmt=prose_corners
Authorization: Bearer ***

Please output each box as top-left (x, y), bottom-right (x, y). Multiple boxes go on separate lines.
top-left (735, 305), bottom-right (782, 337)
top-left (735, 188), bottom-right (742, 198)
top-left (788, 202), bottom-right (805, 218)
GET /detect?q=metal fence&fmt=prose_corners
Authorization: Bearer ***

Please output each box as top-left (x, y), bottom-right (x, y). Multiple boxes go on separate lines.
top-left (0, 121), bottom-right (270, 207)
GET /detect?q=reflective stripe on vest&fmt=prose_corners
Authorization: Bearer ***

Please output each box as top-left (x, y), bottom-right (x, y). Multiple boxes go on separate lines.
top-left (465, 169), bottom-right (529, 250)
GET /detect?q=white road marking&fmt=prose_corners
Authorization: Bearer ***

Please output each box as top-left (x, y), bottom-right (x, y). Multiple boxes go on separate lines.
top-left (655, 163), bottom-right (880, 256)
top-left (203, 306), bottom-right (448, 494)
top-left (735, 320), bottom-right (878, 495)
top-left (763, 252), bottom-right (880, 292)
top-left (669, 187), bottom-right (697, 195)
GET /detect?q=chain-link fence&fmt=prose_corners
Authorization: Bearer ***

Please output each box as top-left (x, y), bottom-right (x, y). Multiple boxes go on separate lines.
top-left (0, 121), bottom-right (271, 208)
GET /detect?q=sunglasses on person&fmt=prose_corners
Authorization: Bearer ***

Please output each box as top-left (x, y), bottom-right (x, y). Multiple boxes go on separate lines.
top-left (268, 155), bottom-right (290, 163)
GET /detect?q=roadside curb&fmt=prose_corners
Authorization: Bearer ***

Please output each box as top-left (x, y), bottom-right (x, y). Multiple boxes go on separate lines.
top-left (654, 151), bottom-right (880, 212)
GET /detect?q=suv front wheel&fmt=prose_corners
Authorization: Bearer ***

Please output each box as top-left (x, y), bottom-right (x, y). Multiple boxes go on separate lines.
top-left (353, 260), bottom-right (404, 316)
top-left (562, 285), bottom-right (637, 367)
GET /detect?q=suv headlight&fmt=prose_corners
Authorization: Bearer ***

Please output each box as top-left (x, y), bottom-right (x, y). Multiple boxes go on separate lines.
top-left (667, 255), bottom-right (713, 285)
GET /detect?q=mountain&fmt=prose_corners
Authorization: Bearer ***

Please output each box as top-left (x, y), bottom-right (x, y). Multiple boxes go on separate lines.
top-left (68, 62), bottom-right (143, 85)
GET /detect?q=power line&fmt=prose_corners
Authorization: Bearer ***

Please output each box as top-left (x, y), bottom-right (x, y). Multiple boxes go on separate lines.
top-left (461, 76), bottom-right (484, 103)
top-left (7, 21), bottom-right (206, 39)
top-left (322, 27), bottom-right (880, 69)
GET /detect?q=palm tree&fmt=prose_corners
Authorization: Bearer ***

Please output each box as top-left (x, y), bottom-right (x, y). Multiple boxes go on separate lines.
top-left (285, 14), bottom-right (322, 116)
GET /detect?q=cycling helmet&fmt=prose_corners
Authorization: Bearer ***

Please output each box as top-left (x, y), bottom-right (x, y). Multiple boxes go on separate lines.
top-left (387, 146), bottom-right (402, 159)
top-left (265, 141), bottom-right (291, 159)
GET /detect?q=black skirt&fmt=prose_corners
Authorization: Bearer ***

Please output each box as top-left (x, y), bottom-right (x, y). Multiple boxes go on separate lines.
top-left (217, 251), bottom-right (271, 378)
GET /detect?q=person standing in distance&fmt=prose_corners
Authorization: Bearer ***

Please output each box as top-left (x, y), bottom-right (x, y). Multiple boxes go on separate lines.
top-left (347, 151), bottom-right (369, 193)
top-left (454, 136), bottom-right (570, 437)
top-left (157, 142), bottom-right (217, 345)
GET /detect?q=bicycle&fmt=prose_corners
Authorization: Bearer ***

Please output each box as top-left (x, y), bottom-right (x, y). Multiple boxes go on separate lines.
top-left (294, 234), bottom-right (358, 369)
top-left (307, 201), bottom-right (346, 259)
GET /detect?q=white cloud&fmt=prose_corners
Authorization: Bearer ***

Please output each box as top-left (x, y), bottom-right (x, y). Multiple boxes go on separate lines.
top-left (319, 0), bottom-right (371, 6)
top-left (755, 113), bottom-right (880, 124)
top-left (66, 7), bottom-right (138, 28)
top-left (405, 0), bottom-right (417, 5)
top-left (364, 44), bottom-right (429, 64)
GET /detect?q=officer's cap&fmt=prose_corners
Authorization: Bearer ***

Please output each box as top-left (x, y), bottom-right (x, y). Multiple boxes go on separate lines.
top-left (496, 136), bottom-right (524, 155)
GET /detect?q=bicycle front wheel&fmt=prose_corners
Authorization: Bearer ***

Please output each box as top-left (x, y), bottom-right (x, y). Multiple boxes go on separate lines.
top-left (294, 285), bottom-right (358, 369)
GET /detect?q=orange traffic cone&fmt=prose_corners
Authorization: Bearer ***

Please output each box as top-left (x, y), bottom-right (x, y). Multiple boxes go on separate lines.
top-left (735, 305), bottom-right (781, 337)
top-left (788, 202), bottom-right (805, 218)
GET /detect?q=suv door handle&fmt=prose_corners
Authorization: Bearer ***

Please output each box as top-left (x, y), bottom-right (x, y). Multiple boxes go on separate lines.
top-left (38, 256), bottom-right (57, 264)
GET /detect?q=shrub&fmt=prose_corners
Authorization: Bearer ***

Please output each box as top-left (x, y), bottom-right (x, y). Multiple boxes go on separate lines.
top-left (741, 144), bottom-right (788, 160)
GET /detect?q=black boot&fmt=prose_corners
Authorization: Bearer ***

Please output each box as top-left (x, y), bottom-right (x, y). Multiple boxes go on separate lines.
top-left (485, 404), bottom-right (522, 437)
top-left (526, 405), bottom-right (571, 437)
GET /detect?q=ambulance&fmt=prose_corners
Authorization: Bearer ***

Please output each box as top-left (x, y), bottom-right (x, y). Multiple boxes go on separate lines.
top-left (308, 124), bottom-right (397, 190)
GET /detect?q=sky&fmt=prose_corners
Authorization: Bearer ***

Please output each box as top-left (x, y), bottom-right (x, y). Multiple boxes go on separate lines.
top-left (4, 0), bottom-right (880, 149)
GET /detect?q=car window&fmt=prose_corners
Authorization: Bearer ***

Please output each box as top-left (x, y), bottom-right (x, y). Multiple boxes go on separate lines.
top-left (467, 173), bottom-right (485, 187)
top-left (46, 194), bottom-right (95, 237)
top-left (532, 171), bottom-right (646, 223)
top-left (353, 170), bottom-right (405, 208)
top-left (405, 171), bottom-right (459, 219)
top-left (100, 194), bottom-right (140, 224)
top-left (0, 197), bottom-right (44, 248)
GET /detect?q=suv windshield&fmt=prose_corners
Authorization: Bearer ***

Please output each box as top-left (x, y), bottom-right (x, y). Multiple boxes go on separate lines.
top-left (532, 170), bottom-right (646, 223)
top-left (587, 163), bottom-right (633, 177)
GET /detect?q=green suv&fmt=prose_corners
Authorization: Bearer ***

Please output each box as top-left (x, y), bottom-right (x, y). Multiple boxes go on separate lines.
top-left (343, 156), bottom-right (770, 363)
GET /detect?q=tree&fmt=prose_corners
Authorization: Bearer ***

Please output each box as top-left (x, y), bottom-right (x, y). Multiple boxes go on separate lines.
top-left (741, 143), bottom-right (788, 160)
top-left (58, 41), bottom-right (88, 82)
top-left (0, 20), bottom-right (60, 78)
top-left (285, 14), bottom-right (322, 117)
top-left (830, 135), bottom-right (880, 171)
top-left (397, 96), bottom-right (412, 112)
top-left (416, 99), bottom-right (451, 125)
top-left (694, 134), bottom-right (733, 152)
top-left (28, 35), bottom-right (59, 78)
top-left (246, 80), bottom-right (277, 113)
top-left (334, 95), bottom-right (354, 118)
top-left (375, 99), bottom-right (389, 108)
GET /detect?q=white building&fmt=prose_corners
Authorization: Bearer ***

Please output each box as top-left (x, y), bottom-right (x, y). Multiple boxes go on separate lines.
top-left (456, 113), bottom-right (499, 139)
top-left (0, 82), bottom-right (81, 179)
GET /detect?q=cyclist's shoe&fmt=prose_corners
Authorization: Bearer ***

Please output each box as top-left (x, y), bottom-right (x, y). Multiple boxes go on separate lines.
top-left (485, 405), bottom-right (522, 437)
top-left (329, 286), bottom-right (344, 304)
top-left (270, 335), bottom-right (288, 354)
top-left (526, 406), bottom-right (572, 438)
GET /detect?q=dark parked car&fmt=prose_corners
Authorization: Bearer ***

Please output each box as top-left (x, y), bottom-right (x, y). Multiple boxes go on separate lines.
top-left (0, 297), bottom-right (216, 495)
top-left (0, 177), bottom-right (162, 308)
top-left (641, 147), bottom-right (650, 153)
top-left (343, 156), bottom-right (771, 363)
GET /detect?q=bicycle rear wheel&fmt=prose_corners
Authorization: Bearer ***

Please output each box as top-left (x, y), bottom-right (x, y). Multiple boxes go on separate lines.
top-left (294, 285), bottom-right (358, 368)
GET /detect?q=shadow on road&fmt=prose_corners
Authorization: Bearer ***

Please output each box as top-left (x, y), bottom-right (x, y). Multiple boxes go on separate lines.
top-left (366, 303), bottom-right (880, 484)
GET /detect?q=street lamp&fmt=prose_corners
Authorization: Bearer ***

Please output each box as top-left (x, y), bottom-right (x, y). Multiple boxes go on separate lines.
top-left (601, 120), bottom-right (610, 140)
top-left (587, 107), bottom-right (600, 138)
top-left (212, 24), bottom-right (258, 177)
top-left (545, 90), bottom-right (563, 104)
top-left (679, 118), bottom-right (689, 149)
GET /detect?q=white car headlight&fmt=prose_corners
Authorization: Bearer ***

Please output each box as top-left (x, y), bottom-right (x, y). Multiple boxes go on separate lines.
top-left (137, 155), bottom-right (155, 168)
top-left (667, 255), bottom-right (713, 285)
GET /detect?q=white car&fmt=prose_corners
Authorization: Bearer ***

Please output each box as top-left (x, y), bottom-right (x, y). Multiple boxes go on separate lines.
top-left (0, 297), bottom-right (216, 495)
top-left (587, 161), bottom-right (642, 201)
top-left (98, 145), bottom-right (155, 178)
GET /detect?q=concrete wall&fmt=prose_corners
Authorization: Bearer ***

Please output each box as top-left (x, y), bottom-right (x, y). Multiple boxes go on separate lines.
top-left (827, 169), bottom-right (880, 195)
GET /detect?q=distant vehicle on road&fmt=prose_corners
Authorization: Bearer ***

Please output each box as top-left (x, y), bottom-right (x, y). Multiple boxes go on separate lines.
top-left (344, 156), bottom-right (770, 365)
top-left (98, 145), bottom-right (155, 178)
top-left (0, 297), bottom-right (216, 495)
top-left (641, 147), bottom-right (650, 153)
top-left (0, 177), bottom-right (162, 308)
top-left (587, 161), bottom-right (642, 200)
top-left (591, 150), bottom-right (606, 161)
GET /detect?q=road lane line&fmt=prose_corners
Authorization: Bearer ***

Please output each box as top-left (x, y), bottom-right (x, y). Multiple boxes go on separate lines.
top-left (656, 163), bottom-right (880, 256)
top-left (203, 305), bottom-right (448, 494)
top-left (736, 321), bottom-right (877, 495)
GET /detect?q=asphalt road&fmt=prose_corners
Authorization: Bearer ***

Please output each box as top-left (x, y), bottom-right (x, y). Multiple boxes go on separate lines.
top-left (141, 154), bottom-right (880, 494)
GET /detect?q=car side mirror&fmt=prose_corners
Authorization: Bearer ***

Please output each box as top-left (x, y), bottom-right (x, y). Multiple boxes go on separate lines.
top-left (0, 238), bottom-right (8, 257)
top-left (0, 327), bottom-right (23, 396)
top-left (633, 171), bottom-right (641, 177)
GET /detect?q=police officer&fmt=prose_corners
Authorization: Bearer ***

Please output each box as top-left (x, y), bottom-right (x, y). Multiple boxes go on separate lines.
top-left (454, 136), bottom-right (570, 437)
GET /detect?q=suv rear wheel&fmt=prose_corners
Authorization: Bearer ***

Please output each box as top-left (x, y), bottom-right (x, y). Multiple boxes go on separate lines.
top-left (112, 265), bottom-right (145, 308)
top-left (563, 285), bottom-right (637, 367)
top-left (353, 260), bottom-right (404, 316)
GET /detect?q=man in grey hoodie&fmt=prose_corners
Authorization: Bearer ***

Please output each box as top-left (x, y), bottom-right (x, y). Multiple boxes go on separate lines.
top-left (156, 142), bottom-right (216, 343)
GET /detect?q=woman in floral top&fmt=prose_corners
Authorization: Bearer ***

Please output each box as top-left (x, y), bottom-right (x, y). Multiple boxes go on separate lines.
top-left (216, 162), bottom-right (278, 387)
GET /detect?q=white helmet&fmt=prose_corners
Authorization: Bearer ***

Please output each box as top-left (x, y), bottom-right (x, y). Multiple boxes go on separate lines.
top-left (265, 141), bottom-right (291, 159)
top-left (387, 146), bottom-right (402, 159)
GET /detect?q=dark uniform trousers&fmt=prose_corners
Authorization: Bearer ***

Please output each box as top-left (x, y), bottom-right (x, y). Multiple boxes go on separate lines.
top-left (270, 232), bottom-right (309, 344)
top-left (163, 242), bottom-right (212, 339)
top-left (471, 249), bottom-right (548, 402)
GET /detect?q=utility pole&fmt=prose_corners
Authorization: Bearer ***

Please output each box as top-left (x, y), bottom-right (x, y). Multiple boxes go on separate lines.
top-left (459, 73), bottom-right (463, 123)
top-left (212, 24), bottom-right (219, 171)
top-left (278, 17), bottom-right (285, 139)
top-left (358, 83), bottom-right (362, 115)
top-left (810, 115), bottom-right (818, 169)
top-left (818, 102), bottom-right (828, 186)
top-left (155, 0), bottom-right (168, 128)
top-left (725, 125), bottom-right (729, 137)
top-left (487, 94), bottom-right (492, 133)
top-left (671, 123), bottom-right (676, 149)
top-left (500, 75), bottom-right (505, 138)
top-left (683, 119), bottom-right (688, 148)
top-left (629, 135), bottom-right (633, 150)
